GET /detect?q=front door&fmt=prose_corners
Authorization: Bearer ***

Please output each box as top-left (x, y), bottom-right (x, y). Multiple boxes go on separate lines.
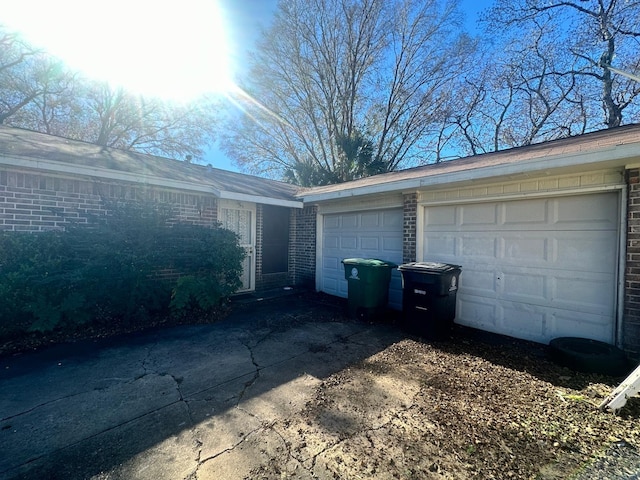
top-left (218, 199), bottom-right (256, 292)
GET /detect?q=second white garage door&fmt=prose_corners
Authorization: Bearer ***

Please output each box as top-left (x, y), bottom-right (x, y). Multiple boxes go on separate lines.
top-left (320, 209), bottom-right (403, 309)
top-left (422, 192), bottom-right (620, 344)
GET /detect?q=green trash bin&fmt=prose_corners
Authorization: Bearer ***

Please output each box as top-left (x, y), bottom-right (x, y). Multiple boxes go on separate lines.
top-left (342, 258), bottom-right (397, 319)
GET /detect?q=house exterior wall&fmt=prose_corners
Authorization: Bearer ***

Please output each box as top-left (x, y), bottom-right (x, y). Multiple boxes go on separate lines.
top-left (291, 205), bottom-right (317, 288)
top-left (308, 166), bottom-right (637, 358)
top-left (624, 168), bottom-right (640, 360)
top-left (0, 165), bottom-right (312, 294)
top-left (0, 167), bottom-right (218, 231)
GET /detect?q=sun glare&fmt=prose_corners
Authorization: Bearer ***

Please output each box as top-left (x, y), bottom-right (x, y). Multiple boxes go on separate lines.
top-left (4, 0), bottom-right (234, 101)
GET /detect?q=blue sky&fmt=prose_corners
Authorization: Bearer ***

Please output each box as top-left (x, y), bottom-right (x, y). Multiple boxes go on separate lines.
top-left (209, 0), bottom-right (494, 172)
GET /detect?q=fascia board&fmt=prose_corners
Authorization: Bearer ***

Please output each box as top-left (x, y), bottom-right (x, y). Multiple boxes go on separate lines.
top-left (218, 190), bottom-right (304, 208)
top-left (301, 142), bottom-right (640, 203)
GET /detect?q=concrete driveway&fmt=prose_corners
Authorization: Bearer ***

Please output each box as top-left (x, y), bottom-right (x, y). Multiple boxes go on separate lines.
top-left (0, 292), bottom-right (405, 479)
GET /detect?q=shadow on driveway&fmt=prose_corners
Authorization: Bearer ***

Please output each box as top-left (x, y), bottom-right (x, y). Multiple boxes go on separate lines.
top-left (0, 292), bottom-right (406, 480)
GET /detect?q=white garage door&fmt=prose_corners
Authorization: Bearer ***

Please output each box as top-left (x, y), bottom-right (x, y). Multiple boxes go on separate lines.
top-left (422, 192), bottom-right (620, 344)
top-left (321, 209), bottom-right (403, 309)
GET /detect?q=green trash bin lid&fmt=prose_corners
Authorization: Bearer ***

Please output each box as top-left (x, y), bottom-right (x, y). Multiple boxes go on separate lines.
top-left (342, 258), bottom-right (398, 268)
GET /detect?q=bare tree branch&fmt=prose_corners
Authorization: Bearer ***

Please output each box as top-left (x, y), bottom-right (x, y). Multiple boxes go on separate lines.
top-left (222, 0), bottom-right (472, 184)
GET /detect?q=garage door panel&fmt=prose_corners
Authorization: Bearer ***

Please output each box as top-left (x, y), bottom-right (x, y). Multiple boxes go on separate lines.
top-left (342, 214), bottom-right (358, 228)
top-left (322, 276), bottom-right (339, 294)
top-left (324, 216), bottom-right (341, 229)
top-left (458, 297), bottom-right (550, 340)
top-left (324, 234), bottom-right (339, 249)
top-left (498, 267), bottom-right (614, 315)
top-left (460, 235), bottom-right (498, 258)
top-left (504, 198), bottom-right (548, 224)
top-left (423, 192), bottom-right (619, 344)
top-left (457, 296), bottom-right (499, 329)
top-left (424, 235), bottom-right (456, 257)
top-left (383, 235), bottom-right (403, 252)
top-left (552, 273), bottom-right (616, 315)
top-left (361, 236), bottom-right (380, 251)
top-left (322, 255), bottom-right (340, 270)
top-left (501, 303), bottom-right (547, 339)
top-left (554, 232), bottom-right (618, 269)
top-left (554, 194), bottom-right (618, 227)
top-left (361, 212), bottom-right (381, 227)
top-left (428, 230), bottom-right (618, 271)
top-left (429, 194), bottom-right (618, 232)
top-left (321, 209), bottom-right (403, 309)
top-left (501, 272), bottom-right (546, 304)
top-left (340, 236), bottom-right (358, 249)
top-left (503, 231), bottom-right (617, 270)
top-left (459, 269), bottom-right (497, 297)
top-left (426, 206), bottom-right (457, 226)
top-left (461, 203), bottom-right (499, 225)
top-left (504, 236), bottom-right (549, 261)
top-left (383, 210), bottom-right (403, 227)
top-left (550, 310), bottom-right (614, 343)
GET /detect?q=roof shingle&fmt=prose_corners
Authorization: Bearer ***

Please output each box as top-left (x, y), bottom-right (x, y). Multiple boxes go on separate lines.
top-left (0, 126), bottom-right (299, 202)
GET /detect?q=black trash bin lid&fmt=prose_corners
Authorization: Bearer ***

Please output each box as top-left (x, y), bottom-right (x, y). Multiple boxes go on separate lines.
top-left (398, 262), bottom-right (461, 273)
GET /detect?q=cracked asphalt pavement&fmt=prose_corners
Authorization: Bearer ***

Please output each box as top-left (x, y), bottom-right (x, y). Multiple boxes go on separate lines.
top-left (0, 292), bottom-right (405, 479)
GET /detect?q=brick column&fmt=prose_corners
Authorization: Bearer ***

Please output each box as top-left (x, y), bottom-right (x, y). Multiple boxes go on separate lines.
top-left (291, 205), bottom-right (317, 288)
top-left (403, 193), bottom-right (418, 264)
top-left (624, 168), bottom-right (640, 360)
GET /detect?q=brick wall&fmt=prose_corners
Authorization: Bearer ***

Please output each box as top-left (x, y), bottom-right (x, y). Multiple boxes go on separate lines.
top-left (0, 166), bottom-right (316, 293)
top-left (0, 168), bottom-right (218, 232)
top-left (291, 205), bottom-right (317, 288)
top-left (624, 168), bottom-right (640, 360)
top-left (403, 192), bottom-right (417, 263)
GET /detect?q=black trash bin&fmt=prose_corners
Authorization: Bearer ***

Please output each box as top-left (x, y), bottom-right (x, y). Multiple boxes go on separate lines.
top-left (398, 262), bottom-right (461, 338)
top-left (342, 258), bottom-right (397, 319)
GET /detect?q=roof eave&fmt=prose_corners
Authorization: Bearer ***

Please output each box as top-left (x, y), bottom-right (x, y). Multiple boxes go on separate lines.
top-left (301, 142), bottom-right (640, 203)
top-left (218, 190), bottom-right (303, 208)
top-left (1, 154), bottom-right (303, 207)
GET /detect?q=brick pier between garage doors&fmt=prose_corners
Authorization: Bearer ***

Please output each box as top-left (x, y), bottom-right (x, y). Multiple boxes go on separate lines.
top-left (300, 125), bottom-right (640, 360)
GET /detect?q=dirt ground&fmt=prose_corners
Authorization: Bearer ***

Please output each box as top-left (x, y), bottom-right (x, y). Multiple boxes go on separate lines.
top-left (246, 306), bottom-right (640, 479)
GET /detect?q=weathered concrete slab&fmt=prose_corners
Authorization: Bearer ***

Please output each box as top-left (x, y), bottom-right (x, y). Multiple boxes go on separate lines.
top-left (7, 402), bottom-right (197, 480)
top-left (1, 373), bottom-right (180, 473)
top-left (0, 294), bottom-right (405, 480)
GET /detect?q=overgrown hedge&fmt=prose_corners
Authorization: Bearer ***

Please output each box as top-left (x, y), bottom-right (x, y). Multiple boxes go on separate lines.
top-left (0, 203), bottom-right (245, 340)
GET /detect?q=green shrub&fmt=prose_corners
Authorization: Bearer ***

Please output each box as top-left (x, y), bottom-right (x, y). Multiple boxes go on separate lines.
top-left (165, 224), bottom-right (244, 312)
top-left (0, 202), bottom-right (245, 340)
